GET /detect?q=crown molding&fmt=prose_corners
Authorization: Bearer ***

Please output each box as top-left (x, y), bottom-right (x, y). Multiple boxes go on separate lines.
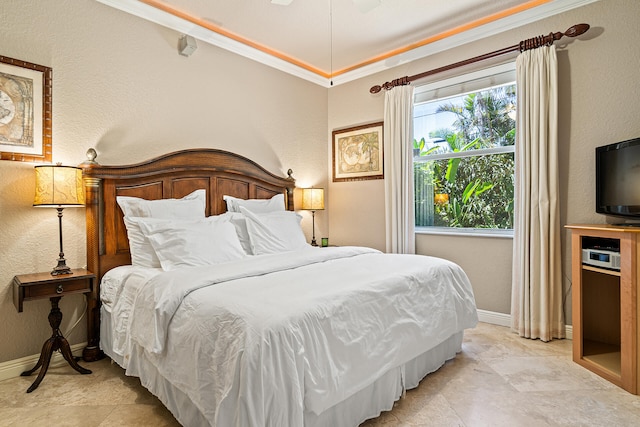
top-left (96, 0), bottom-right (598, 88)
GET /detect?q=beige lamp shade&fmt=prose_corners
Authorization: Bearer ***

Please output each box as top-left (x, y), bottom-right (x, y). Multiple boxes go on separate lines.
top-left (300, 188), bottom-right (325, 211)
top-left (33, 165), bottom-right (85, 207)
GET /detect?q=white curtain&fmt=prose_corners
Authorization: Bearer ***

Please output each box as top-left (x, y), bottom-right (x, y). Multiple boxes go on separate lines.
top-left (383, 85), bottom-right (415, 254)
top-left (511, 45), bottom-right (564, 341)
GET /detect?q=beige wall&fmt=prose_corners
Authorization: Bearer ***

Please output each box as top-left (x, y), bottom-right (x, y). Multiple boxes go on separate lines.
top-left (328, 0), bottom-right (640, 321)
top-left (2, 0), bottom-right (639, 364)
top-left (0, 0), bottom-right (328, 363)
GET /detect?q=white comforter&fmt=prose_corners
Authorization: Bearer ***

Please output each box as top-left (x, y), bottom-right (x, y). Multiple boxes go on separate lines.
top-left (105, 246), bottom-right (477, 426)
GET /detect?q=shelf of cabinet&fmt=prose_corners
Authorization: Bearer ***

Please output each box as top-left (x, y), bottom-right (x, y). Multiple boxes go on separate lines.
top-left (582, 339), bottom-right (621, 375)
top-left (582, 264), bottom-right (621, 277)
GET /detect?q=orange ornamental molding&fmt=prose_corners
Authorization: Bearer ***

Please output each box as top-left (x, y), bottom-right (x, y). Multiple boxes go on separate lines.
top-left (140, 0), bottom-right (551, 80)
top-left (332, 0), bottom-right (552, 77)
top-left (139, 0), bottom-right (331, 78)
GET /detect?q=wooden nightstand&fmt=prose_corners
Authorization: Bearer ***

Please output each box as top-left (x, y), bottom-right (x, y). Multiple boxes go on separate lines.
top-left (13, 268), bottom-right (95, 393)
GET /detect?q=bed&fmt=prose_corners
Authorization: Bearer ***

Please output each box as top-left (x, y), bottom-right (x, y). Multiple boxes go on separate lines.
top-left (80, 148), bottom-right (478, 427)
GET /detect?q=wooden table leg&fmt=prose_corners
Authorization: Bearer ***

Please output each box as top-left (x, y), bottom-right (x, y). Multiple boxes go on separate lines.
top-left (21, 296), bottom-right (92, 393)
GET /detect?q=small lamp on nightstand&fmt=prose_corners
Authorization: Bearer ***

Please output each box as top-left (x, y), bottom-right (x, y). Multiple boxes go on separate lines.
top-left (33, 164), bottom-right (85, 276)
top-left (299, 187), bottom-right (325, 246)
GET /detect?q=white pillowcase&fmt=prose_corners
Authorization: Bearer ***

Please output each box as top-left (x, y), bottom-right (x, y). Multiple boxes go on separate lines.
top-left (117, 189), bottom-right (206, 219)
top-left (123, 217), bottom-right (167, 268)
top-left (219, 212), bottom-right (253, 255)
top-left (223, 193), bottom-right (285, 214)
top-left (138, 217), bottom-right (246, 271)
top-left (118, 189), bottom-right (207, 267)
top-left (239, 206), bottom-right (309, 255)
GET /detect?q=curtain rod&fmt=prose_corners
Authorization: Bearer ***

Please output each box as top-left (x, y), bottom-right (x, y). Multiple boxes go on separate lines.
top-left (369, 23), bottom-right (590, 94)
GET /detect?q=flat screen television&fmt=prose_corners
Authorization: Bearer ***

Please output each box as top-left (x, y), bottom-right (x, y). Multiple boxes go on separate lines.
top-left (596, 137), bottom-right (640, 219)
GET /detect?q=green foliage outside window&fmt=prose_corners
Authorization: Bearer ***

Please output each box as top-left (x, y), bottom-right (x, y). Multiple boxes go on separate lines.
top-left (414, 84), bottom-right (516, 229)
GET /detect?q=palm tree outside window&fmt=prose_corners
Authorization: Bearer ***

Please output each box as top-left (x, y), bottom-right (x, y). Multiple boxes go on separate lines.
top-left (413, 63), bottom-right (516, 233)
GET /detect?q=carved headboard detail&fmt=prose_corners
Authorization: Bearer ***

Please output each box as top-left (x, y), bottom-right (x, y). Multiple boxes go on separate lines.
top-left (80, 148), bottom-right (295, 360)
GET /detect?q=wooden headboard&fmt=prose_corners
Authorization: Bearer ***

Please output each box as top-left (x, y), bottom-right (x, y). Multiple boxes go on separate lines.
top-left (80, 148), bottom-right (295, 360)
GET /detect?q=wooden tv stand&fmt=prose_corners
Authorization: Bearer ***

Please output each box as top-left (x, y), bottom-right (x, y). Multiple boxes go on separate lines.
top-left (566, 224), bottom-right (640, 394)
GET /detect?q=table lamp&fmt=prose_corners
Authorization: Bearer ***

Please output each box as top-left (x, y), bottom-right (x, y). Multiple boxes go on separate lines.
top-left (300, 188), bottom-right (324, 246)
top-left (33, 164), bottom-right (85, 275)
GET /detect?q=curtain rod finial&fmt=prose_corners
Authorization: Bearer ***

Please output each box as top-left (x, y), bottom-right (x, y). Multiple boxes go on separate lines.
top-left (565, 23), bottom-right (590, 38)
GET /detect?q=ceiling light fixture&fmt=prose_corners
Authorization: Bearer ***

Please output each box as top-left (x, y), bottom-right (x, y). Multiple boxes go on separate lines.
top-left (270, 0), bottom-right (294, 5)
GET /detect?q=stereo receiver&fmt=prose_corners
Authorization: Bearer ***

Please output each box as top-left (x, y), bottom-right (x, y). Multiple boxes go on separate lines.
top-left (582, 248), bottom-right (621, 271)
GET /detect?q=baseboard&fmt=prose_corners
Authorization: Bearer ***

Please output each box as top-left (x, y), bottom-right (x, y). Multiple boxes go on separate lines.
top-left (476, 309), bottom-right (511, 327)
top-left (0, 342), bottom-right (86, 382)
top-left (476, 309), bottom-right (573, 340)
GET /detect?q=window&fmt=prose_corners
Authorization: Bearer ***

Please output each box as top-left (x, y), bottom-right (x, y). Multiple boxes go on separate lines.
top-left (413, 64), bottom-right (516, 234)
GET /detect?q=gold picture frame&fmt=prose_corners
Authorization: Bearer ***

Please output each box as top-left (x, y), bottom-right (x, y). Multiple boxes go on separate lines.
top-left (0, 55), bottom-right (52, 163)
top-left (332, 121), bottom-right (384, 182)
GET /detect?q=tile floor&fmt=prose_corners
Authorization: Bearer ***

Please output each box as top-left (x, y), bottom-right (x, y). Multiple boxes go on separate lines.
top-left (2, 322), bottom-right (640, 426)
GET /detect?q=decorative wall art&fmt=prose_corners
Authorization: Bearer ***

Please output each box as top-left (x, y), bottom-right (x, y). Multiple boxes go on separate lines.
top-left (332, 121), bottom-right (384, 182)
top-left (0, 55), bottom-right (52, 162)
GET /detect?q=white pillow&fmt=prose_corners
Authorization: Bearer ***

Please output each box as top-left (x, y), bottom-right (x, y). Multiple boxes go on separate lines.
top-left (138, 217), bottom-right (246, 271)
top-left (117, 189), bottom-right (206, 219)
top-left (223, 193), bottom-right (285, 214)
top-left (239, 206), bottom-right (309, 255)
top-left (123, 217), bottom-right (166, 268)
top-left (219, 212), bottom-right (253, 255)
top-left (124, 214), bottom-right (233, 268)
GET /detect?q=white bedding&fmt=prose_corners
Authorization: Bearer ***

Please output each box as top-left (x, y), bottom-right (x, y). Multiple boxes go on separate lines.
top-left (102, 246), bottom-right (478, 426)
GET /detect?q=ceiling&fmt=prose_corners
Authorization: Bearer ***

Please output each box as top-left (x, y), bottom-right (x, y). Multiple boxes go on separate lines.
top-left (97, 0), bottom-right (596, 87)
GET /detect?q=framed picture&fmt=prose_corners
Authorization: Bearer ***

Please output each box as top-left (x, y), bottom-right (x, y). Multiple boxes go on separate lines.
top-left (0, 55), bottom-right (52, 163)
top-left (332, 121), bottom-right (384, 182)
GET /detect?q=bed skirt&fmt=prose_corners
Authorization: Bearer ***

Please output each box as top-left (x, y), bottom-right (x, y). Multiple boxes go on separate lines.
top-left (101, 308), bottom-right (464, 427)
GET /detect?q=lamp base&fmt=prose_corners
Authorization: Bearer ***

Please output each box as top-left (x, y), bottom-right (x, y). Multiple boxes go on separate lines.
top-left (51, 207), bottom-right (73, 276)
top-left (310, 210), bottom-right (318, 246)
top-left (51, 259), bottom-right (72, 276)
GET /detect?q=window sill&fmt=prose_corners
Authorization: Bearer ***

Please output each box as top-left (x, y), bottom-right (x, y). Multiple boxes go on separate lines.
top-left (415, 227), bottom-right (514, 239)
